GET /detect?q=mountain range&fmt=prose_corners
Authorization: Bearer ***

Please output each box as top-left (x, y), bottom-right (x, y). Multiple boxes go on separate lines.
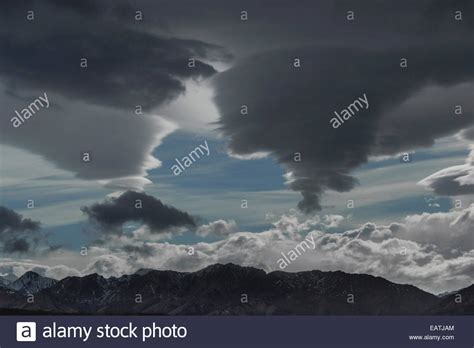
top-left (0, 273), bottom-right (18, 285)
top-left (0, 264), bottom-right (471, 315)
top-left (7, 271), bottom-right (57, 295)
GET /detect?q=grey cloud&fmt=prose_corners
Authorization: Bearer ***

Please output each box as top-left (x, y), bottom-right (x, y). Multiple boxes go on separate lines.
top-left (81, 254), bottom-right (134, 278)
top-left (0, 90), bottom-right (177, 182)
top-left (0, 206), bottom-right (40, 231)
top-left (0, 1), bottom-right (229, 111)
top-left (0, 206), bottom-right (42, 254)
top-left (421, 172), bottom-right (474, 196)
top-left (122, 243), bottom-right (157, 258)
top-left (0, 0), bottom-right (230, 189)
top-left (80, 208), bottom-right (474, 293)
top-left (81, 191), bottom-right (196, 235)
top-left (373, 83), bottom-right (474, 155)
top-left (128, 0), bottom-right (474, 58)
top-left (3, 239), bottom-right (30, 253)
top-left (3, 0), bottom-right (474, 204)
top-left (196, 219), bottom-right (237, 237)
top-left (0, 260), bottom-right (81, 280)
top-left (401, 206), bottom-right (474, 255)
top-left (419, 147), bottom-right (474, 196)
top-left (0, 32), bottom-right (227, 111)
top-left (214, 45), bottom-right (474, 212)
top-left (341, 205), bottom-right (474, 257)
top-left (2, 208), bottom-right (471, 293)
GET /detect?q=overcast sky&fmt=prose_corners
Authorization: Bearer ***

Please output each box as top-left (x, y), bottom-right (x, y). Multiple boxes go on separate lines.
top-left (0, 0), bottom-right (473, 294)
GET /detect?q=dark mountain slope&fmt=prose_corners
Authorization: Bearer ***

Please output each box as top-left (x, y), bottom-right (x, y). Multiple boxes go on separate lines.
top-left (8, 271), bottom-right (57, 294)
top-left (429, 284), bottom-right (474, 315)
top-left (0, 264), bottom-right (470, 315)
top-left (0, 273), bottom-right (18, 286)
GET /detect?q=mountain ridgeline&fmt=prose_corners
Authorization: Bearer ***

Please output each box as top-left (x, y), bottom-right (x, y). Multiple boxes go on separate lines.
top-left (0, 264), bottom-right (471, 315)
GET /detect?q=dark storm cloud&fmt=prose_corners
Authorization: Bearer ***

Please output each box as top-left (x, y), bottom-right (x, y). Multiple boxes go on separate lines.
top-left (3, 239), bottom-right (30, 253)
top-left (214, 44), bottom-right (474, 212)
top-left (2, 0), bottom-right (474, 205)
top-left (0, 31), bottom-right (225, 110)
top-left (0, 1), bottom-right (230, 111)
top-left (1, 0), bottom-right (103, 16)
top-left (0, 206), bottom-right (42, 253)
top-left (419, 144), bottom-right (474, 197)
top-left (204, 0), bottom-right (474, 211)
top-left (421, 173), bottom-right (474, 196)
top-left (0, 206), bottom-right (40, 232)
top-left (81, 191), bottom-right (196, 233)
top-left (127, 0), bottom-right (474, 56)
top-left (0, 0), bottom-right (231, 188)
